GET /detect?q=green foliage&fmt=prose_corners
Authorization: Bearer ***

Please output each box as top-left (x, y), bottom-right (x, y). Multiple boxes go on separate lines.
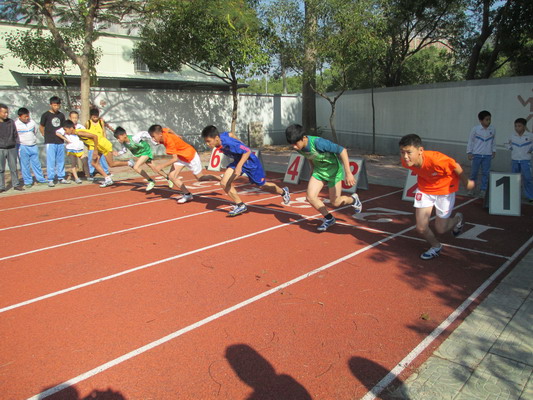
top-left (241, 74), bottom-right (302, 94)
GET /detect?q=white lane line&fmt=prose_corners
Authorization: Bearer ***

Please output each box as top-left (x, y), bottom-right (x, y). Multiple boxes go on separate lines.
top-left (361, 234), bottom-right (533, 400)
top-left (0, 189), bottom-right (400, 313)
top-left (26, 202), bottom-right (430, 400)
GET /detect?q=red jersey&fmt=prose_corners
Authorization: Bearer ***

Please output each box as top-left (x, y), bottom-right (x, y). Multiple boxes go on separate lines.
top-left (161, 128), bottom-right (196, 162)
top-left (402, 150), bottom-right (459, 195)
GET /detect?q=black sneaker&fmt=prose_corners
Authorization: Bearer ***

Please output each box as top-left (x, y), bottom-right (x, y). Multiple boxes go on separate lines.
top-left (452, 213), bottom-right (464, 237)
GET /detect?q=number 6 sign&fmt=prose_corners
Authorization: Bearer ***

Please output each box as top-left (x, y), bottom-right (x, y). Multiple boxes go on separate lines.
top-left (207, 147), bottom-right (228, 171)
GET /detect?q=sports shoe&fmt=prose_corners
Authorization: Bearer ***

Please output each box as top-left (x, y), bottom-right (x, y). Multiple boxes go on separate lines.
top-left (176, 193), bottom-right (193, 204)
top-left (59, 179), bottom-right (71, 184)
top-left (24, 184), bottom-right (33, 188)
top-left (13, 186), bottom-right (25, 191)
top-left (452, 212), bottom-right (464, 237)
top-left (48, 181), bottom-right (55, 187)
top-left (352, 193), bottom-right (363, 213)
top-left (87, 175), bottom-right (94, 181)
top-left (127, 159), bottom-right (135, 168)
top-left (281, 186), bottom-right (290, 205)
top-left (146, 180), bottom-right (155, 191)
top-left (228, 203), bottom-right (247, 217)
top-left (420, 245), bottom-right (442, 260)
top-left (317, 216), bottom-right (336, 232)
top-left (75, 178), bottom-right (82, 184)
top-left (99, 178), bottom-right (114, 188)
top-left (167, 179), bottom-right (174, 189)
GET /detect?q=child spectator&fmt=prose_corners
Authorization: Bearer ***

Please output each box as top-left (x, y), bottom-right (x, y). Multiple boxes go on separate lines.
top-left (400, 134), bottom-right (474, 260)
top-left (201, 125), bottom-right (289, 215)
top-left (68, 110), bottom-right (90, 179)
top-left (285, 124), bottom-right (362, 231)
top-left (56, 117), bottom-right (87, 184)
top-left (39, 96), bottom-right (69, 187)
top-left (150, 124), bottom-right (220, 202)
top-left (466, 110), bottom-right (495, 196)
top-left (505, 118), bottom-right (533, 202)
top-left (85, 107), bottom-right (111, 179)
top-left (0, 103), bottom-right (24, 192)
top-left (15, 107), bottom-right (47, 187)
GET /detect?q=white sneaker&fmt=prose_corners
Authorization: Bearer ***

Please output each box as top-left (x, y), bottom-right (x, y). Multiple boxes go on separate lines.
top-left (167, 179), bottom-right (174, 189)
top-left (146, 181), bottom-right (155, 191)
top-left (176, 193), bottom-right (193, 204)
top-left (59, 179), bottom-right (71, 184)
top-left (99, 178), bottom-right (114, 188)
top-left (420, 245), bottom-right (442, 260)
top-left (127, 159), bottom-right (135, 168)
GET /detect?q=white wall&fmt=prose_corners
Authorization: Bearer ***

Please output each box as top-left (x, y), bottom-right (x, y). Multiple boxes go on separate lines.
top-left (317, 75), bottom-right (533, 171)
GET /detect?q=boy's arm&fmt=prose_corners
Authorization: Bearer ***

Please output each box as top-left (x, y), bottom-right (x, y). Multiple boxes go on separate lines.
top-left (466, 128), bottom-right (475, 160)
top-left (102, 119), bottom-right (115, 133)
top-left (75, 130), bottom-right (99, 150)
top-left (454, 163), bottom-right (475, 191)
top-left (233, 150), bottom-right (251, 176)
top-left (338, 148), bottom-right (355, 187)
top-left (55, 131), bottom-right (71, 144)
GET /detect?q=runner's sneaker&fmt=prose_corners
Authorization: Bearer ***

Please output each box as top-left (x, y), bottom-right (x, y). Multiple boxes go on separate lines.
top-left (59, 179), bottom-right (71, 184)
top-left (420, 245), bottom-right (442, 260)
top-left (317, 216), bottom-right (336, 232)
top-left (352, 193), bottom-right (363, 213)
top-left (48, 181), bottom-right (55, 187)
top-left (167, 179), bottom-right (174, 189)
top-left (127, 159), bottom-right (135, 168)
top-left (99, 177), bottom-right (114, 188)
top-left (176, 193), bottom-right (193, 204)
top-left (146, 180), bottom-right (155, 191)
top-left (75, 179), bottom-right (82, 184)
top-left (281, 186), bottom-right (290, 205)
top-left (452, 212), bottom-right (464, 237)
top-left (228, 203), bottom-right (247, 217)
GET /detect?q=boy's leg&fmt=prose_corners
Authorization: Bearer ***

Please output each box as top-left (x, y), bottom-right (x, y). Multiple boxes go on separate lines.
top-left (260, 181), bottom-right (283, 195)
top-left (479, 156), bottom-right (491, 191)
top-left (103, 152), bottom-right (128, 168)
top-left (415, 206), bottom-right (440, 248)
top-left (70, 155), bottom-right (80, 182)
top-left (134, 156), bottom-right (152, 181)
top-left (520, 160), bottom-right (533, 200)
top-left (88, 150), bottom-right (95, 176)
top-left (306, 176), bottom-right (328, 216)
top-left (46, 143), bottom-right (56, 183)
top-left (99, 152), bottom-right (110, 174)
top-left (91, 153), bottom-right (109, 178)
top-left (220, 168), bottom-right (241, 204)
top-left (56, 144), bottom-right (67, 182)
top-left (29, 146), bottom-right (46, 183)
top-left (168, 163), bottom-right (189, 193)
top-left (6, 147), bottom-right (21, 188)
top-left (19, 145), bottom-right (32, 185)
top-left (469, 155), bottom-right (481, 188)
top-left (0, 149), bottom-right (6, 190)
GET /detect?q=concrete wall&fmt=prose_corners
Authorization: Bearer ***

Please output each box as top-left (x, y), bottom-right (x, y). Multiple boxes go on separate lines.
top-left (317, 75), bottom-right (533, 171)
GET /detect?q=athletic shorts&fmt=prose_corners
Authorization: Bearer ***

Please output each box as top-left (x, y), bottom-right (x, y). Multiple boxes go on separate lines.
top-left (227, 160), bottom-right (266, 186)
top-left (173, 152), bottom-right (202, 175)
top-left (414, 190), bottom-right (456, 218)
top-left (312, 164), bottom-right (345, 188)
top-left (86, 137), bottom-right (113, 155)
top-left (67, 150), bottom-right (84, 158)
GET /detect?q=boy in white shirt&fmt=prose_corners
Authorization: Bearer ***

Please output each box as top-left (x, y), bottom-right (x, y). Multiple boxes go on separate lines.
top-left (467, 110), bottom-right (496, 196)
top-left (505, 118), bottom-right (533, 202)
top-left (15, 108), bottom-right (47, 187)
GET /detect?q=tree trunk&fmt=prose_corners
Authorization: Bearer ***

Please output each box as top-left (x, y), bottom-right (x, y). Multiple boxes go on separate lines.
top-left (80, 62), bottom-right (91, 124)
top-left (466, 0), bottom-right (492, 80)
top-left (329, 99), bottom-right (338, 144)
top-left (302, 0), bottom-right (317, 135)
top-left (230, 66), bottom-right (239, 135)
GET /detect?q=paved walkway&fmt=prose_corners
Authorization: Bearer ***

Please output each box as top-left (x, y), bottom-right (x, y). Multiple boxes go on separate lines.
top-left (1, 149), bottom-right (532, 399)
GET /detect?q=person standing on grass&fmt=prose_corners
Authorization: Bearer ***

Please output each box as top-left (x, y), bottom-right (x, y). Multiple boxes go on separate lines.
top-left (15, 107), bottom-right (47, 187)
top-left (40, 96), bottom-right (68, 187)
top-left (0, 103), bottom-right (24, 192)
top-left (202, 125), bottom-right (290, 216)
top-left (285, 123), bottom-right (362, 232)
top-left (399, 134), bottom-right (475, 260)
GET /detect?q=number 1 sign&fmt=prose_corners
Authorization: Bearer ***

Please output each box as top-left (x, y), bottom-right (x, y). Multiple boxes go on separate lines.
top-left (489, 172), bottom-right (521, 216)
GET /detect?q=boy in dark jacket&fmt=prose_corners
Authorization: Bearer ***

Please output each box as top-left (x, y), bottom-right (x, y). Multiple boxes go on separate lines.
top-left (0, 104), bottom-right (23, 192)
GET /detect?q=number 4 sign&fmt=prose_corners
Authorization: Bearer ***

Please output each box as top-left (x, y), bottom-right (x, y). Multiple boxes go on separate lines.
top-left (488, 172), bottom-right (521, 216)
top-left (283, 153), bottom-right (306, 184)
top-left (341, 157), bottom-right (368, 192)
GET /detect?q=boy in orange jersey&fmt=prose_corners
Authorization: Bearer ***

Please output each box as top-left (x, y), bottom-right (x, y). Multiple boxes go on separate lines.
top-left (148, 124), bottom-right (220, 203)
top-left (399, 134), bottom-right (475, 260)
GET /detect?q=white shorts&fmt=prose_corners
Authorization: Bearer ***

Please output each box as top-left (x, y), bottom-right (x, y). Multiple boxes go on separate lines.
top-left (173, 152), bottom-right (203, 175)
top-left (414, 190), bottom-right (456, 218)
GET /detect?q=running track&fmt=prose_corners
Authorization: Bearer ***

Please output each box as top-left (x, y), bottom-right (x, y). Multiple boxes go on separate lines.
top-left (0, 172), bottom-right (531, 400)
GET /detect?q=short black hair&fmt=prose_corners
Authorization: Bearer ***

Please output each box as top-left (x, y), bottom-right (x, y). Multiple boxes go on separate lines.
top-left (201, 125), bottom-right (219, 138)
top-left (148, 124), bottom-right (162, 135)
top-left (17, 107), bottom-right (29, 116)
top-left (478, 110), bottom-right (491, 120)
top-left (285, 124), bottom-right (306, 144)
top-left (63, 120), bottom-right (75, 129)
top-left (113, 126), bottom-right (127, 138)
top-left (69, 110), bottom-right (79, 116)
top-left (0, 103), bottom-right (8, 110)
top-left (89, 107), bottom-right (100, 117)
top-left (514, 118), bottom-right (527, 126)
top-left (49, 96), bottom-right (61, 104)
top-left (399, 134), bottom-right (422, 148)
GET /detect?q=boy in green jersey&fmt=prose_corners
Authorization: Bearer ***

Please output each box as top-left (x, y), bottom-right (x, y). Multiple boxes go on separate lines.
top-left (114, 127), bottom-right (172, 191)
top-left (285, 124), bottom-right (362, 231)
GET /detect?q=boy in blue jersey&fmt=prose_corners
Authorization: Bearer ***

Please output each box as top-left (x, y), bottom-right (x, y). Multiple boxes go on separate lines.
top-left (201, 125), bottom-right (290, 216)
top-left (285, 124), bottom-right (362, 231)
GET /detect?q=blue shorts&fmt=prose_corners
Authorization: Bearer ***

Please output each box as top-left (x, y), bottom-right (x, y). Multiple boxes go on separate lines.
top-left (228, 160), bottom-right (266, 186)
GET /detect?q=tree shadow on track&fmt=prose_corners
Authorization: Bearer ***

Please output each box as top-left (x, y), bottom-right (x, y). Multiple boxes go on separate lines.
top-left (225, 344), bottom-right (312, 400)
top-left (36, 385), bottom-right (126, 400)
top-left (348, 356), bottom-right (410, 400)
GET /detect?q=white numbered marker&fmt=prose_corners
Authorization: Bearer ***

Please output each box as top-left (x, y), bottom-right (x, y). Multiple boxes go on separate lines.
top-left (284, 153), bottom-right (305, 184)
top-left (207, 147), bottom-right (228, 171)
top-left (342, 157), bottom-right (368, 192)
top-left (402, 170), bottom-right (418, 202)
top-left (489, 172), bottom-right (521, 216)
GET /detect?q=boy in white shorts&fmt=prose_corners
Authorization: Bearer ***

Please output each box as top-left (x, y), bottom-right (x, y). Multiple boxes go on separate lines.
top-left (399, 134), bottom-right (475, 260)
top-left (148, 124), bottom-right (220, 203)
